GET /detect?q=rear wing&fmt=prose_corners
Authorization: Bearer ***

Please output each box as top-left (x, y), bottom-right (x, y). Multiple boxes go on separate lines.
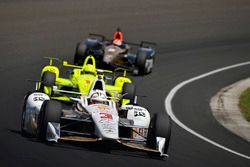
top-left (43, 56), bottom-right (127, 77)
top-left (89, 33), bottom-right (106, 42)
top-left (44, 57), bottom-right (62, 66)
top-left (44, 56), bottom-right (96, 70)
top-left (140, 41), bottom-right (157, 47)
top-left (125, 41), bottom-right (156, 48)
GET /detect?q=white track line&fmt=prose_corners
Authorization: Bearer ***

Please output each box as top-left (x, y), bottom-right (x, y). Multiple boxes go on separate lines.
top-left (165, 61), bottom-right (250, 160)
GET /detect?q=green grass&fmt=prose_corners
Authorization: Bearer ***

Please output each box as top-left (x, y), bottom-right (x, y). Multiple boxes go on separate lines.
top-left (239, 87), bottom-right (250, 122)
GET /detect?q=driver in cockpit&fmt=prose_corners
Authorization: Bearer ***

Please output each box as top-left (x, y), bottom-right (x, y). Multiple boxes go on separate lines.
top-left (75, 90), bottom-right (108, 113)
top-left (112, 28), bottom-right (129, 53)
top-left (113, 28), bottom-right (123, 46)
top-left (89, 90), bottom-right (108, 105)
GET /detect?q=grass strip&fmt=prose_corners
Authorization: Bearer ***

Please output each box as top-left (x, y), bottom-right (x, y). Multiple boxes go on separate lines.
top-left (239, 87), bottom-right (250, 122)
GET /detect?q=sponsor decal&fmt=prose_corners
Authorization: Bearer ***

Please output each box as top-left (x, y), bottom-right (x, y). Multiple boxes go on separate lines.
top-left (86, 80), bottom-right (91, 84)
top-left (33, 93), bottom-right (43, 96)
top-left (101, 124), bottom-right (116, 134)
top-left (134, 107), bottom-right (143, 111)
top-left (124, 106), bottom-right (133, 110)
top-left (100, 112), bottom-right (113, 120)
top-left (134, 110), bottom-right (145, 117)
top-left (33, 97), bottom-right (45, 101)
top-left (96, 105), bottom-right (109, 111)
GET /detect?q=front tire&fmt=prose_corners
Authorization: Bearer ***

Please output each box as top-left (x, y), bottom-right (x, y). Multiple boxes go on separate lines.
top-left (37, 100), bottom-right (61, 141)
top-left (40, 71), bottom-right (56, 95)
top-left (122, 83), bottom-right (136, 104)
top-left (147, 113), bottom-right (171, 154)
top-left (21, 100), bottom-right (27, 134)
top-left (41, 71), bottom-right (56, 87)
top-left (21, 92), bottom-right (33, 134)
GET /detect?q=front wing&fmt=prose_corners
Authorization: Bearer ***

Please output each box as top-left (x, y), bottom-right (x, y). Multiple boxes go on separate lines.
top-left (46, 120), bottom-right (168, 157)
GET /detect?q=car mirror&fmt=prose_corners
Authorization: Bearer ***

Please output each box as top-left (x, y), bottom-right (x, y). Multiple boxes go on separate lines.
top-left (63, 61), bottom-right (68, 66)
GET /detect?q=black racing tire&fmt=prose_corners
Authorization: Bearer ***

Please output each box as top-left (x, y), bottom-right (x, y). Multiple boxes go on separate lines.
top-left (37, 100), bottom-right (61, 141)
top-left (136, 52), bottom-right (147, 75)
top-left (155, 113), bottom-right (171, 139)
top-left (74, 42), bottom-right (87, 65)
top-left (147, 114), bottom-right (157, 149)
top-left (41, 71), bottom-right (56, 88)
top-left (147, 113), bottom-right (171, 154)
top-left (122, 83), bottom-right (136, 104)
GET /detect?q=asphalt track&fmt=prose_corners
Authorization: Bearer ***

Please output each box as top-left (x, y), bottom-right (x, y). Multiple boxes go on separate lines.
top-left (0, 0), bottom-right (250, 166)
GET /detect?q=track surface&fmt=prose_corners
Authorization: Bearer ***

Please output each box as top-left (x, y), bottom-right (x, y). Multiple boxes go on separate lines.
top-left (1, 0), bottom-right (250, 166)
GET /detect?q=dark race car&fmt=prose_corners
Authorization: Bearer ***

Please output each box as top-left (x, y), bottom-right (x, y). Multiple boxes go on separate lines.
top-left (74, 29), bottom-right (156, 75)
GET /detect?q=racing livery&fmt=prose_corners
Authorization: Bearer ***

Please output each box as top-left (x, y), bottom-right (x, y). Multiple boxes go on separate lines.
top-left (21, 75), bottom-right (171, 158)
top-left (40, 55), bottom-right (136, 105)
top-left (74, 29), bottom-right (156, 75)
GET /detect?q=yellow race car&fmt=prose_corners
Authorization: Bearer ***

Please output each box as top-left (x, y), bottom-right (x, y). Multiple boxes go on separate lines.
top-left (39, 55), bottom-right (136, 105)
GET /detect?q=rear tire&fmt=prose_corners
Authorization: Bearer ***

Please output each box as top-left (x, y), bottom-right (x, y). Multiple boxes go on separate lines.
top-left (74, 42), bottom-right (87, 65)
top-left (122, 83), bottom-right (136, 103)
top-left (37, 100), bottom-right (61, 141)
top-left (136, 52), bottom-right (147, 75)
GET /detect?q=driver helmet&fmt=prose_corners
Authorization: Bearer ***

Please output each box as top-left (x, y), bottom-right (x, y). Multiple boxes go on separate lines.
top-left (89, 90), bottom-right (107, 104)
top-left (113, 29), bottom-right (123, 46)
top-left (113, 30), bottom-right (123, 41)
top-left (113, 39), bottom-right (122, 46)
top-left (83, 64), bottom-right (96, 75)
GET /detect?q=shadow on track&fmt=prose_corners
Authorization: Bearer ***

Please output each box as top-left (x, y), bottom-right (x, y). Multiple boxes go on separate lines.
top-left (9, 128), bottom-right (168, 161)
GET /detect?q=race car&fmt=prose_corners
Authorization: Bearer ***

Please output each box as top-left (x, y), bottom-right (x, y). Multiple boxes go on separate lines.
top-left (39, 55), bottom-right (136, 105)
top-left (21, 75), bottom-right (171, 158)
top-left (73, 29), bottom-right (156, 75)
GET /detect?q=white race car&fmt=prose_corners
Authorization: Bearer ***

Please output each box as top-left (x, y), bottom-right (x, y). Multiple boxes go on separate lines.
top-left (21, 76), bottom-right (171, 158)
